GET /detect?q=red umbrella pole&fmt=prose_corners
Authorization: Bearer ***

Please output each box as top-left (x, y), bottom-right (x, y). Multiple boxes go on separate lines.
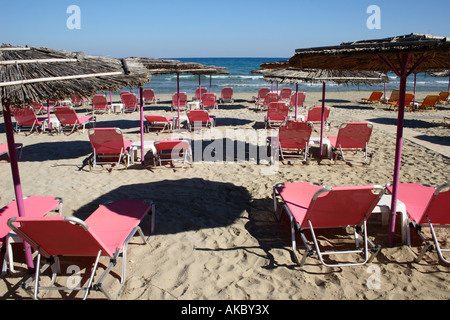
top-left (319, 81), bottom-right (326, 159)
top-left (2, 102), bottom-right (35, 273)
top-left (177, 73), bottom-right (180, 129)
top-left (295, 83), bottom-right (299, 121)
top-left (139, 86), bottom-right (145, 164)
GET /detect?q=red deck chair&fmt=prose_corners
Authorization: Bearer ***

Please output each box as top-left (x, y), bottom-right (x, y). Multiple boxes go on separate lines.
top-left (121, 93), bottom-right (138, 113)
top-left (201, 93), bottom-right (218, 111)
top-left (327, 122), bottom-right (373, 164)
top-left (71, 94), bottom-right (89, 108)
top-left (304, 106), bottom-right (331, 130)
top-left (171, 92), bottom-right (188, 111)
top-left (187, 110), bottom-right (216, 131)
top-left (154, 139), bottom-right (192, 169)
top-left (1, 196), bottom-right (62, 274)
top-left (30, 102), bottom-right (46, 115)
top-left (13, 107), bottom-right (47, 135)
top-left (144, 115), bottom-right (174, 133)
top-left (253, 87), bottom-right (270, 102)
top-left (220, 87), bottom-right (234, 103)
top-left (142, 89), bottom-right (160, 105)
top-left (54, 106), bottom-right (95, 135)
top-left (289, 92), bottom-right (306, 110)
top-left (255, 92), bottom-right (280, 111)
top-left (280, 88), bottom-right (292, 101)
top-left (88, 127), bottom-right (133, 170)
top-left (269, 121), bottom-right (312, 163)
top-left (387, 182), bottom-right (450, 264)
top-left (194, 87), bottom-right (207, 101)
top-left (264, 102), bottom-right (289, 129)
top-left (7, 199), bottom-right (155, 300)
top-left (361, 91), bottom-right (383, 104)
top-left (273, 182), bottom-right (383, 267)
top-left (92, 94), bottom-right (111, 114)
top-left (0, 143), bottom-right (23, 160)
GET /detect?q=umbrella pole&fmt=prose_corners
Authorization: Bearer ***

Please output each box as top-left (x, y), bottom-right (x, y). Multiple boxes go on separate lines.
top-left (295, 83), bottom-right (299, 121)
top-left (210, 75), bottom-right (212, 93)
top-left (139, 86), bottom-right (145, 164)
top-left (319, 81), bottom-right (326, 159)
top-left (2, 102), bottom-right (35, 273)
top-left (198, 75), bottom-right (202, 106)
top-left (413, 73), bottom-right (417, 111)
top-left (177, 73), bottom-right (180, 130)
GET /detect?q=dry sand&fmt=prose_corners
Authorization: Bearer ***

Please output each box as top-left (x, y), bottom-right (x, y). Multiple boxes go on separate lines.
top-left (0, 90), bottom-right (449, 301)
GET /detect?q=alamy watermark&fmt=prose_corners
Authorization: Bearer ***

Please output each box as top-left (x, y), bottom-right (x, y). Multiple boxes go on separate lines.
top-left (367, 5), bottom-right (381, 30)
top-left (66, 5), bottom-right (81, 30)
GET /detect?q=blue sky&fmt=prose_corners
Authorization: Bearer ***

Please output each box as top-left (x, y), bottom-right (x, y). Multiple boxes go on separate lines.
top-left (0, 0), bottom-right (449, 58)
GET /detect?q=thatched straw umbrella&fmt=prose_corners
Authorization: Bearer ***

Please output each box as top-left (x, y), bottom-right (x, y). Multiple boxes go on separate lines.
top-left (288, 33), bottom-right (450, 246)
top-left (0, 45), bottom-right (151, 272)
top-left (253, 66), bottom-right (388, 158)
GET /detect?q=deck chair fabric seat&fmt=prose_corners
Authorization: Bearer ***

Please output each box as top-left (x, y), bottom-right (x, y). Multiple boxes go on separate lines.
top-left (388, 93), bottom-right (415, 111)
top-left (7, 199), bottom-right (155, 300)
top-left (121, 93), bottom-right (138, 113)
top-left (264, 102), bottom-right (289, 129)
top-left (304, 106), bottom-right (330, 130)
top-left (142, 89), bottom-right (160, 104)
top-left (328, 122), bottom-right (373, 164)
top-left (187, 110), bottom-right (216, 131)
top-left (280, 88), bottom-right (292, 101)
top-left (255, 92), bottom-right (280, 111)
top-left (13, 107), bottom-right (47, 134)
top-left (386, 182), bottom-right (450, 264)
top-left (253, 87), bottom-right (270, 102)
top-left (268, 121), bottom-right (312, 163)
top-left (220, 87), bottom-right (234, 103)
top-left (201, 93), bottom-right (218, 110)
top-left (418, 95), bottom-right (440, 111)
top-left (361, 91), bottom-right (383, 104)
top-left (92, 94), bottom-right (111, 114)
top-left (438, 91), bottom-right (449, 104)
top-left (0, 143), bottom-right (23, 160)
top-left (1, 196), bottom-right (62, 274)
top-left (145, 115), bottom-right (174, 133)
top-left (88, 128), bottom-right (133, 169)
top-left (171, 92), bottom-right (188, 111)
top-left (54, 106), bottom-right (95, 134)
top-left (289, 92), bottom-right (306, 110)
top-left (273, 182), bottom-right (383, 267)
top-left (154, 139), bottom-right (192, 169)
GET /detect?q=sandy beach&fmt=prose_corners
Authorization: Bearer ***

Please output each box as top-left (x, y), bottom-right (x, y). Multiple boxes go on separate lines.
top-left (0, 90), bottom-right (449, 300)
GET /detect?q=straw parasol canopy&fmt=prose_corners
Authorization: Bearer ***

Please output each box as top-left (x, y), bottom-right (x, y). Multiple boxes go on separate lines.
top-left (285, 33), bottom-right (450, 247)
top-left (0, 45), bottom-right (151, 106)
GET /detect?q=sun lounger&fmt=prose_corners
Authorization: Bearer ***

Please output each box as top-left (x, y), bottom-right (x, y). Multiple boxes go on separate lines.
top-left (88, 127), bottom-right (133, 170)
top-left (253, 87), bottom-right (270, 102)
top-left (0, 143), bottom-right (23, 160)
top-left (171, 92), bottom-right (188, 111)
top-left (13, 107), bottom-right (47, 135)
top-left (273, 182), bottom-right (383, 267)
top-left (386, 89), bottom-right (400, 105)
top-left (219, 87), bottom-right (234, 103)
top-left (154, 139), bottom-right (192, 169)
top-left (54, 106), bottom-right (95, 135)
top-left (71, 94), bottom-right (89, 109)
top-left (121, 93), bottom-right (138, 113)
top-left (268, 121), bottom-right (312, 163)
top-left (264, 102), bottom-right (289, 129)
top-left (438, 91), bottom-right (449, 104)
top-left (280, 88), bottom-right (292, 101)
top-left (194, 87), bottom-right (207, 101)
top-left (7, 199), bottom-right (155, 299)
top-left (289, 92), bottom-right (306, 110)
top-left (328, 122), bottom-right (373, 164)
top-left (388, 93), bottom-right (414, 111)
top-left (201, 93), bottom-right (218, 111)
top-left (361, 91), bottom-right (383, 104)
top-left (142, 89), bottom-right (160, 104)
top-left (386, 182), bottom-right (450, 264)
top-left (92, 94), bottom-right (111, 114)
top-left (418, 95), bottom-right (440, 111)
top-left (255, 92), bottom-right (280, 111)
top-left (187, 110), bottom-right (216, 131)
top-left (30, 102), bottom-right (46, 115)
top-left (145, 115), bottom-right (174, 133)
top-left (304, 106), bottom-right (330, 130)
top-left (1, 196), bottom-right (62, 274)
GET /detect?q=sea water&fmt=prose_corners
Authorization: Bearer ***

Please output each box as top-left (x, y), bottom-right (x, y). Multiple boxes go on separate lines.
top-left (118, 57), bottom-right (449, 95)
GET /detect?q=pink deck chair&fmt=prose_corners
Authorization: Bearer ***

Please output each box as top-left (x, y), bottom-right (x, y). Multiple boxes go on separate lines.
top-left (154, 139), bottom-right (192, 169)
top-left (144, 115), bottom-right (174, 133)
top-left (255, 92), bottom-right (280, 111)
top-left (30, 102), bottom-right (45, 115)
top-left (142, 89), bottom-right (160, 105)
top-left (387, 182), bottom-right (450, 264)
top-left (201, 93), bottom-right (218, 111)
top-left (88, 127), bottom-right (133, 170)
top-left (1, 196), bottom-right (62, 274)
top-left (327, 122), bottom-right (373, 164)
top-left (304, 106), bottom-right (330, 130)
top-left (289, 92), bottom-right (306, 110)
top-left (171, 92), bottom-right (188, 111)
top-left (187, 110), bottom-right (216, 131)
top-left (273, 182), bottom-right (383, 267)
top-left (220, 87), bottom-right (234, 103)
top-left (280, 88), bottom-right (292, 101)
top-left (0, 143), bottom-right (23, 160)
top-left (264, 102), bottom-right (289, 129)
top-left (194, 87), bottom-right (207, 101)
top-left (54, 106), bottom-right (95, 135)
top-left (7, 199), bottom-right (155, 300)
top-left (92, 94), bottom-right (111, 114)
top-left (13, 107), bottom-right (47, 135)
top-left (121, 93), bottom-right (138, 113)
top-left (361, 91), bottom-right (383, 104)
top-left (269, 121), bottom-right (313, 163)
top-left (253, 87), bottom-right (270, 102)
top-left (71, 94), bottom-right (89, 108)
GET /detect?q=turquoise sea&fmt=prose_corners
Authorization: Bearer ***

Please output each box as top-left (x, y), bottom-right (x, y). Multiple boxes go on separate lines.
top-left (134, 57), bottom-right (449, 95)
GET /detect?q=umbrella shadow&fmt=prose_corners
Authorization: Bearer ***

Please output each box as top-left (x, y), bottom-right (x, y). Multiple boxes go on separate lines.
top-left (18, 141), bottom-right (91, 162)
top-left (93, 119), bottom-right (138, 130)
top-left (332, 104), bottom-right (375, 110)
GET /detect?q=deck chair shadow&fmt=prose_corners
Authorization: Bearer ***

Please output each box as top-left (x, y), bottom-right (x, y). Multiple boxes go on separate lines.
top-left (13, 107), bottom-right (47, 135)
top-left (144, 115), bottom-right (174, 133)
top-left (154, 139), bottom-right (192, 169)
top-left (219, 87), bottom-right (234, 104)
top-left (1, 196), bottom-right (62, 275)
top-left (142, 89), bottom-right (160, 105)
top-left (273, 182), bottom-right (384, 267)
top-left (264, 102), bottom-right (289, 129)
top-left (92, 94), bottom-right (111, 114)
top-left (171, 92), bottom-right (188, 111)
top-left (201, 93), bottom-right (218, 111)
top-left (7, 199), bottom-right (155, 300)
top-left (386, 182), bottom-right (450, 264)
top-left (268, 121), bottom-right (312, 164)
top-left (54, 106), bottom-right (96, 135)
top-left (187, 110), bottom-right (216, 131)
top-left (88, 127), bottom-right (133, 170)
top-left (361, 91), bottom-right (383, 104)
top-left (328, 122), bottom-right (373, 165)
